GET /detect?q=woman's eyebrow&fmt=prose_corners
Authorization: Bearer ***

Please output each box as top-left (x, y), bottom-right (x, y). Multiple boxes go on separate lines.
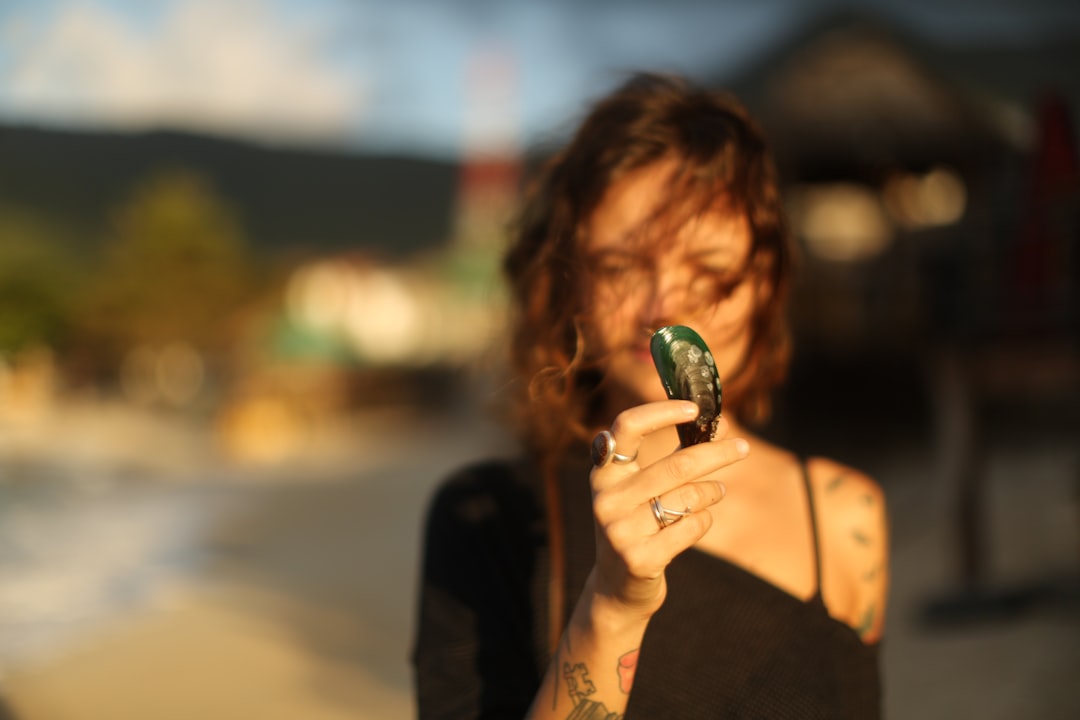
top-left (586, 228), bottom-right (643, 250)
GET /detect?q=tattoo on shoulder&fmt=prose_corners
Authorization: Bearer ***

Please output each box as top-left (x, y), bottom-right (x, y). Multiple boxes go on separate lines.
top-left (862, 563), bottom-right (882, 582)
top-left (856, 605), bottom-right (875, 638)
top-left (826, 475), bottom-right (846, 492)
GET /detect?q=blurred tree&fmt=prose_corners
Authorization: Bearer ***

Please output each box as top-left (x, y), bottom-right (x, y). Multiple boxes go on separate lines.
top-left (78, 170), bottom-right (256, 378)
top-left (0, 208), bottom-right (82, 354)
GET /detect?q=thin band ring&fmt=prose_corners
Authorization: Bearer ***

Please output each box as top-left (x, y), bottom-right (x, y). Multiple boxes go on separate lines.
top-left (650, 496), bottom-right (691, 530)
top-left (591, 430), bottom-right (638, 468)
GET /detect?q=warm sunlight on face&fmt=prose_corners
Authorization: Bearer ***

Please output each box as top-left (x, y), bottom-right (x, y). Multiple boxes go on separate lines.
top-left (583, 159), bottom-right (758, 409)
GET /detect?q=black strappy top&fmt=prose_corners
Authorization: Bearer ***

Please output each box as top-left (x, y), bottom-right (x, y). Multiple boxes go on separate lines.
top-left (413, 453), bottom-right (882, 719)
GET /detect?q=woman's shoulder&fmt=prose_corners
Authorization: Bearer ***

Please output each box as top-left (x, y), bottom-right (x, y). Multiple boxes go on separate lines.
top-left (804, 456), bottom-right (889, 643)
top-left (424, 456), bottom-right (543, 529)
top-left (804, 456), bottom-right (886, 515)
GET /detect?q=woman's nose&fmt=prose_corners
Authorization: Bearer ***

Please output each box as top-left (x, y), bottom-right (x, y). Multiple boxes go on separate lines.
top-left (641, 270), bottom-right (689, 325)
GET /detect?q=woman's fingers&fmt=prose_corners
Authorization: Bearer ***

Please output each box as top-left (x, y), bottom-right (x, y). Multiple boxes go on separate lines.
top-left (646, 435), bottom-right (747, 491)
top-left (590, 400), bottom-right (700, 492)
top-left (587, 401), bottom-right (747, 608)
top-left (601, 502), bottom-right (718, 586)
top-left (642, 507), bottom-right (716, 562)
top-left (600, 479), bottom-right (726, 546)
top-left (608, 399), bottom-right (700, 445)
top-left (599, 434), bottom-right (747, 510)
top-left (654, 478), bottom-right (727, 524)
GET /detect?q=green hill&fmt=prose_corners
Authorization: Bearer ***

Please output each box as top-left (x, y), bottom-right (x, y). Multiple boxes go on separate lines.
top-left (0, 125), bottom-right (461, 259)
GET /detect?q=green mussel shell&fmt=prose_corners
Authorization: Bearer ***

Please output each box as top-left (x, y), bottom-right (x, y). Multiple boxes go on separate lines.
top-left (650, 325), bottom-right (722, 447)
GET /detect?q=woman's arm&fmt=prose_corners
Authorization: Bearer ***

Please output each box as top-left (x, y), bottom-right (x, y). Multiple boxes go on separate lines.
top-left (527, 575), bottom-right (649, 720)
top-left (527, 401), bottom-right (748, 719)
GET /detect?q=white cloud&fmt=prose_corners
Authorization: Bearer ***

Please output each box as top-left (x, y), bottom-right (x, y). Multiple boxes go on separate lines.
top-left (3, 0), bottom-right (364, 145)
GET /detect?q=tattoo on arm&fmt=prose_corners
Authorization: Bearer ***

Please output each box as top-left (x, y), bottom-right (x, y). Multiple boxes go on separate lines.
top-left (560, 661), bottom-right (626, 719)
top-left (564, 699), bottom-right (624, 720)
top-left (555, 645), bottom-right (636, 718)
top-left (563, 662), bottom-right (597, 706)
top-left (826, 475), bottom-right (846, 492)
top-left (552, 634), bottom-right (574, 710)
top-left (851, 528), bottom-right (872, 546)
top-left (616, 649), bottom-right (639, 694)
top-left (552, 643), bottom-right (561, 710)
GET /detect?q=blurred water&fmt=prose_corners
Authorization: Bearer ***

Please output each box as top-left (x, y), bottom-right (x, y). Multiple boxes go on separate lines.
top-left (0, 394), bottom-right (511, 713)
top-left (0, 463), bottom-right (221, 670)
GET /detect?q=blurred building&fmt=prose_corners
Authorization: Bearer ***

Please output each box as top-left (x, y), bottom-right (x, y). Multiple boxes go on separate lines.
top-left (719, 12), bottom-right (1077, 357)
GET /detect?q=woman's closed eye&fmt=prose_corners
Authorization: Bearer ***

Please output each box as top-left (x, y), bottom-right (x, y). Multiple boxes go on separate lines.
top-left (689, 270), bottom-right (745, 303)
top-left (587, 253), bottom-right (650, 281)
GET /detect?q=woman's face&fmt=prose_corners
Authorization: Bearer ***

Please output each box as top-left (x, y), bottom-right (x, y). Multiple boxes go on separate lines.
top-left (583, 159), bottom-right (760, 411)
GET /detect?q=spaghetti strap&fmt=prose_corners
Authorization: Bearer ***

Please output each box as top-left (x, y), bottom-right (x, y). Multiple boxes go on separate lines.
top-left (800, 458), bottom-right (824, 597)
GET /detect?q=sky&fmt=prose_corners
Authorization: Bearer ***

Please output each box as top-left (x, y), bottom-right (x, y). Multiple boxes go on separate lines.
top-left (1, 0), bottom-right (1079, 159)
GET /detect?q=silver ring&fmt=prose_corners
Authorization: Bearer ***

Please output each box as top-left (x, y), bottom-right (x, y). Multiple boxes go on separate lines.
top-left (591, 430), bottom-right (637, 468)
top-left (650, 496), bottom-right (691, 530)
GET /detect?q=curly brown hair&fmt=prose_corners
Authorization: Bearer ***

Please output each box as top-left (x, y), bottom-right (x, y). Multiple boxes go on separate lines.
top-left (503, 73), bottom-right (794, 464)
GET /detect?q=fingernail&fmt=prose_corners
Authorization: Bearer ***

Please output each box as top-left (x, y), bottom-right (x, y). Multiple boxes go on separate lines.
top-left (718, 482), bottom-right (727, 499)
top-left (683, 402), bottom-right (699, 416)
top-left (734, 438), bottom-right (750, 456)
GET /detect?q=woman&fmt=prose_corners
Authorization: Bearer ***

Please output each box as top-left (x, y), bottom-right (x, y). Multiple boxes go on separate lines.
top-left (413, 73), bottom-right (888, 719)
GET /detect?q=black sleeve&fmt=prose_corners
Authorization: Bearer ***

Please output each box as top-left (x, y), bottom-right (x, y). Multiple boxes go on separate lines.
top-left (412, 462), bottom-right (545, 720)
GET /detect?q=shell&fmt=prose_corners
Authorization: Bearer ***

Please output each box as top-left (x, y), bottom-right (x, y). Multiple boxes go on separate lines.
top-left (650, 325), bottom-right (722, 447)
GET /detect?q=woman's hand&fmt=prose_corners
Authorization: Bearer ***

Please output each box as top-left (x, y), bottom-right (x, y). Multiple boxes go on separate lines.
top-left (526, 400), bottom-right (748, 719)
top-left (588, 399), bottom-right (748, 617)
